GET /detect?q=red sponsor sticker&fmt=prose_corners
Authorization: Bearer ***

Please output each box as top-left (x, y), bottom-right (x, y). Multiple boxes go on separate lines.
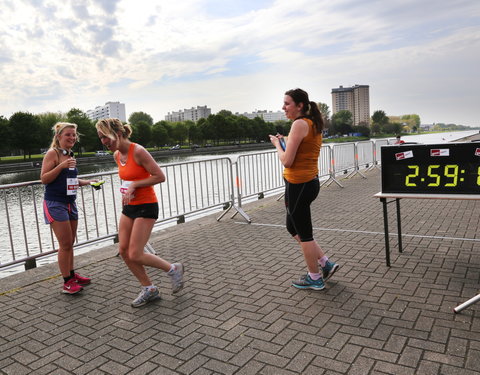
top-left (430, 149), bottom-right (449, 156)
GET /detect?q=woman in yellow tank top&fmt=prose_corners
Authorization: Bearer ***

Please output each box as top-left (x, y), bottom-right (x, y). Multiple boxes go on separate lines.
top-left (96, 118), bottom-right (184, 307)
top-left (269, 88), bottom-right (339, 291)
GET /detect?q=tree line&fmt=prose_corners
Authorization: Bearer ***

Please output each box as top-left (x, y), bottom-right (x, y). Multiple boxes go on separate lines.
top-left (0, 103), bottom-right (471, 159)
top-left (0, 108), bottom-right (292, 159)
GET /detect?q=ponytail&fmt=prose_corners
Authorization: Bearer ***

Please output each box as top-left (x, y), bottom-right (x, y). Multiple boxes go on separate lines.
top-left (309, 101), bottom-right (324, 133)
top-left (285, 89), bottom-right (324, 133)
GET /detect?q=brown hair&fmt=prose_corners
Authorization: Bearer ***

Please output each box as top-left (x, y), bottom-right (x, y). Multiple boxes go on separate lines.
top-left (285, 88), bottom-right (324, 133)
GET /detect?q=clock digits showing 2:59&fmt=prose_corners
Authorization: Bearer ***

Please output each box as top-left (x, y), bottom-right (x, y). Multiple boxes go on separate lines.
top-left (405, 164), bottom-right (476, 187)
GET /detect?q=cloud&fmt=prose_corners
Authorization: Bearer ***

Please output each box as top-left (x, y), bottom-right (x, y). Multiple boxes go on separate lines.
top-left (0, 0), bottom-right (478, 126)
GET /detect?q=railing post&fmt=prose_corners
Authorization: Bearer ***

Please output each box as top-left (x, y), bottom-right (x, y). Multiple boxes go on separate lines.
top-left (321, 145), bottom-right (344, 188)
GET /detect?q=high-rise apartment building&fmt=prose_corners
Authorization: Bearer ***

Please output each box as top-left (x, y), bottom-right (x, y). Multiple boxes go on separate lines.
top-left (86, 101), bottom-right (126, 122)
top-left (331, 85), bottom-right (370, 126)
top-left (165, 106), bottom-right (211, 122)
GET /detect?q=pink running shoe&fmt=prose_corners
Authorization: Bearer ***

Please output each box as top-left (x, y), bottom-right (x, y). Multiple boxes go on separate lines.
top-left (74, 273), bottom-right (91, 286)
top-left (63, 278), bottom-right (83, 294)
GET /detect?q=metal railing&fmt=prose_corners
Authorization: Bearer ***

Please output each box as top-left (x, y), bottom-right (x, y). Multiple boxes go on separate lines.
top-left (0, 140), bottom-right (383, 272)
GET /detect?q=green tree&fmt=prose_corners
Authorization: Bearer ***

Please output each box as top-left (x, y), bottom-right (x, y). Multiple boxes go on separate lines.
top-left (134, 121), bottom-right (152, 147)
top-left (9, 112), bottom-right (41, 159)
top-left (371, 110), bottom-right (389, 126)
top-left (0, 116), bottom-right (12, 157)
top-left (170, 122), bottom-right (188, 144)
top-left (67, 108), bottom-right (97, 154)
top-left (152, 121), bottom-right (170, 148)
top-left (318, 102), bottom-right (330, 121)
top-left (37, 112), bottom-right (65, 150)
top-left (129, 112), bottom-right (154, 126)
top-left (401, 114), bottom-right (421, 132)
top-left (186, 120), bottom-right (202, 144)
top-left (273, 120), bottom-right (290, 136)
top-left (331, 110), bottom-right (353, 135)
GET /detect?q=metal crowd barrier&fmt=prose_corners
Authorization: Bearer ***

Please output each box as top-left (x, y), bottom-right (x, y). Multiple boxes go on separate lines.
top-left (0, 140), bottom-right (382, 271)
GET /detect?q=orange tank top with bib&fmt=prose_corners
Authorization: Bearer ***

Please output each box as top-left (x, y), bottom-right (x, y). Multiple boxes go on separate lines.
top-left (115, 143), bottom-right (158, 205)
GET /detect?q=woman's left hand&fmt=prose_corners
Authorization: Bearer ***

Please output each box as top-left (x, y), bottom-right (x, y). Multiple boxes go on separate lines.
top-left (269, 134), bottom-right (280, 147)
top-left (122, 184), bottom-right (136, 205)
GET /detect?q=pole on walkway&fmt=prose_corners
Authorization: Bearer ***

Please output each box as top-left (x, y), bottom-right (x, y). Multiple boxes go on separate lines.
top-left (453, 293), bottom-right (480, 314)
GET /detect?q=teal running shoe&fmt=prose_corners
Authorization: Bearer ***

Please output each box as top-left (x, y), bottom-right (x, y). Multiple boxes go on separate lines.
top-left (322, 261), bottom-right (339, 281)
top-left (292, 274), bottom-right (325, 290)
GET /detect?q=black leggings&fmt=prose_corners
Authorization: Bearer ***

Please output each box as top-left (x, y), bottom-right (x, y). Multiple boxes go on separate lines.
top-left (284, 177), bottom-right (320, 242)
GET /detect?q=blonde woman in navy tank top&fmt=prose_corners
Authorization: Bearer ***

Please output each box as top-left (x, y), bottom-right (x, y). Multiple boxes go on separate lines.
top-left (41, 122), bottom-right (97, 295)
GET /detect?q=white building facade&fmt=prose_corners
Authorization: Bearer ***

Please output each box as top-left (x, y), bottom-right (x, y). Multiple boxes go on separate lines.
top-left (86, 101), bottom-right (126, 122)
top-left (165, 106), bottom-right (211, 122)
top-left (237, 110), bottom-right (287, 122)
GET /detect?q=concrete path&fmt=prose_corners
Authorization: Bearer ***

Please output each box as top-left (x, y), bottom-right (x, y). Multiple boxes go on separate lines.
top-left (1, 169), bottom-right (479, 375)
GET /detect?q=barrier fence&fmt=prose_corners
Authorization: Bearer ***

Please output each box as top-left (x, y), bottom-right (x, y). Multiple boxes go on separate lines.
top-left (0, 140), bottom-right (386, 272)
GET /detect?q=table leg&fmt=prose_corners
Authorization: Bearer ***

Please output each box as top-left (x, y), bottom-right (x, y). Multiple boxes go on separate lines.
top-left (396, 198), bottom-right (403, 253)
top-left (381, 197), bottom-right (391, 267)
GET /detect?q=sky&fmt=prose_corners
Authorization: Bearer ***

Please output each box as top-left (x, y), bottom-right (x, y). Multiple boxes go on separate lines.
top-left (1, 0), bottom-right (479, 126)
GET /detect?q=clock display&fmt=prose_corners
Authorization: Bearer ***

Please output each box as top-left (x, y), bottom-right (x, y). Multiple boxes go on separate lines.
top-left (381, 142), bottom-right (480, 194)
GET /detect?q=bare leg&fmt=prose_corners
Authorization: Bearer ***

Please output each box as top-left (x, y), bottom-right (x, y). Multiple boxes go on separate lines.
top-left (118, 214), bottom-right (171, 286)
top-left (51, 220), bottom-right (75, 278)
top-left (293, 235), bottom-right (325, 261)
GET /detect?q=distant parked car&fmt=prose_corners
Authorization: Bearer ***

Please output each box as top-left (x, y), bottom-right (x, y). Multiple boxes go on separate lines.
top-left (95, 150), bottom-right (110, 156)
top-left (170, 144), bottom-right (180, 150)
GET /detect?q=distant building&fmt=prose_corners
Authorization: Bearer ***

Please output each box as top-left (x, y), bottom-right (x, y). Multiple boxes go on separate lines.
top-left (331, 85), bottom-right (370, 126)
top-left (237, 110), bottom-right (287, 122)
top-left (86, 101), bottom-right (126, 122)
top-left (165, 106), bottom-right (211, 122)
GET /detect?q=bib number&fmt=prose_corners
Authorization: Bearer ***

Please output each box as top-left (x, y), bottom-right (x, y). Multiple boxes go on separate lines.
top-left (120, 180), bottom-right (133, 195)
top-left (66, 178), bottom-right (79, 196)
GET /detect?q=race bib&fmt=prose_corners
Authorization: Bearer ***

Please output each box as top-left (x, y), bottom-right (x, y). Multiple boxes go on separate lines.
top-left (120, 180), bottom-right (133, 195)
top-left (67, 178), bottom-right (79, 196)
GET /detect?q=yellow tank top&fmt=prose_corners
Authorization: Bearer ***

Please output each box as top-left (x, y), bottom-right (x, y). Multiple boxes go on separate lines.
top-left (283, 118), bottom-right (322, 184)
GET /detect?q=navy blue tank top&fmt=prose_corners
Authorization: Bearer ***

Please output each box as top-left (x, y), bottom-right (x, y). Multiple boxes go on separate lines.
top-left (44, 167), bottom-right (79, 203)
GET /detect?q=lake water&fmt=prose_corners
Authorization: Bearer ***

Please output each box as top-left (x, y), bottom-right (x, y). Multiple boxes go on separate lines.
top-left (1, 130), bottom-right (477, 277)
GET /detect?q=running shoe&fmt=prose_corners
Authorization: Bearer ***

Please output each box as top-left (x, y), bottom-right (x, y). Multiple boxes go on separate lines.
top-left (74, 273), bottom-right (91, 286)
top-left (168, 263), bottom-right (184, 294)
top-left (322, 261), bottom-right (339, 282)
top-left (292, 274), bottom-right (325, 290)
top-left (131, 287), bottom-right (160, 308)
top-left (62, 278), bottom-right (83, 294)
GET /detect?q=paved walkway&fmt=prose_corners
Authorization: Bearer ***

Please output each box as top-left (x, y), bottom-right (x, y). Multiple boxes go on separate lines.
top-left (1, 169), bottom-right (479, 375)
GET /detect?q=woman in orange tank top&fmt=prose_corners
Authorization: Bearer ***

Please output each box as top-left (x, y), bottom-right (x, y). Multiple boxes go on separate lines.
top-left (96, 118), bottom-right (184, 308)
top-left (269, 88), bottom-right (339, 291)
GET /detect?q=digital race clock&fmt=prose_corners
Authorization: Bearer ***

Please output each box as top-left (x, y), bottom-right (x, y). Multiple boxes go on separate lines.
top-left (381, 142), bottom-right (480, 194)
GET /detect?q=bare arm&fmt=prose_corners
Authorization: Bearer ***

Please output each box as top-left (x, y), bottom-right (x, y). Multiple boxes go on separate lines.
top-left (269, 119), bottom-right (309, 168)
top-left (121, 145), bottom-right (164, 205)
top-left (40, 149), bottom-right (73, 184)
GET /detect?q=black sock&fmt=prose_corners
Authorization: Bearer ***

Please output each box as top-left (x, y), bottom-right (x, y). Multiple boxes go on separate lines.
top-left (64, 275), bottom-right (73, 283)
top-left (70, 270), bottom-right (75, 277)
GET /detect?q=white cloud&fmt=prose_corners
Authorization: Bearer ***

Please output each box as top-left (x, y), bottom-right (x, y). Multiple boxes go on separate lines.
top-left (0, 0), bottom-right (478, 126)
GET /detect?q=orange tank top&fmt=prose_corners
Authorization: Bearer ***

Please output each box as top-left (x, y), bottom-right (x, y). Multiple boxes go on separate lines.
top-left (115, 143), bottom-right (157, 205)
top-left (283, 118), bottom-right (322, 184)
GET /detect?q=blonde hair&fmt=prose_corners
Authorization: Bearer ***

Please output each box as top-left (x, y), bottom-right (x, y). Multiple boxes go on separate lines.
top-left (49, 122), bottom-right (79, 149)
top-left (95, 118), bottom-right (132, 140)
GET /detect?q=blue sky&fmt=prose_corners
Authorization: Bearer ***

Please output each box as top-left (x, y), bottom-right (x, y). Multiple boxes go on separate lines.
top-left (1, 0), bottom-right (479, 126)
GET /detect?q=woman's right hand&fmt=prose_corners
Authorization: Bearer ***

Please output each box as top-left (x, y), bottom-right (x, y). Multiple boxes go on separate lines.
top-left (62, 157), bottom-right (76, 169)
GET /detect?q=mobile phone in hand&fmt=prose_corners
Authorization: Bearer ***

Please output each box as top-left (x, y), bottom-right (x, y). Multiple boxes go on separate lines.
top-left (279, 137), bottom-right (286, 151)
